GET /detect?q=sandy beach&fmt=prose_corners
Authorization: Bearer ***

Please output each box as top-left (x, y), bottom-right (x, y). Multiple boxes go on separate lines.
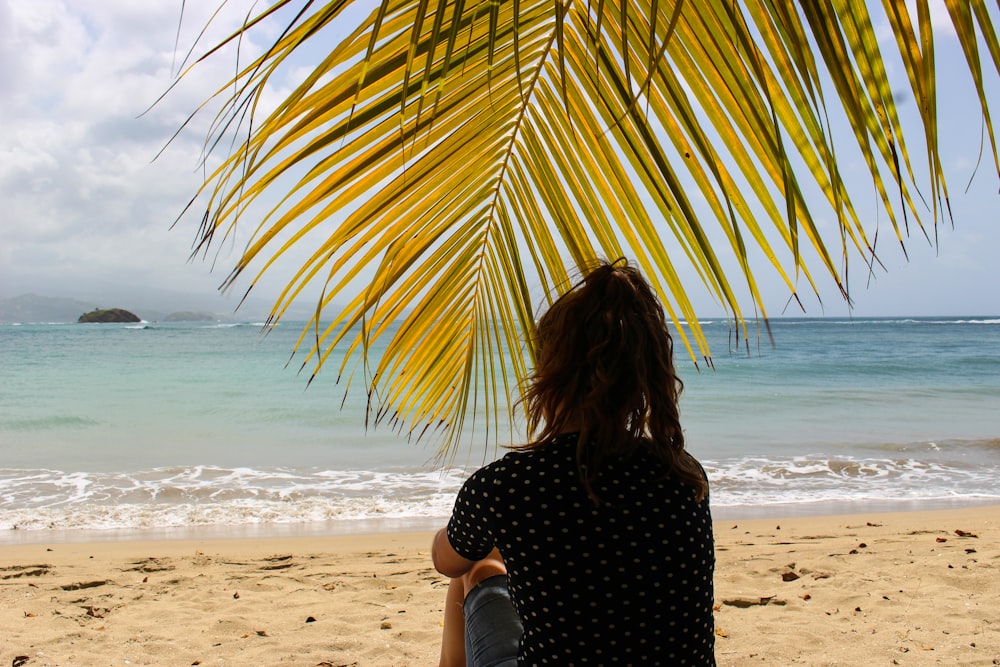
top-left (2, 505), bottom-right (997, 666)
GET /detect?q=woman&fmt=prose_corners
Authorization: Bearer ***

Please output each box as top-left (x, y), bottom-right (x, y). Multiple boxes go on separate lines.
top-left (433, 260), bottom-right (716, 666)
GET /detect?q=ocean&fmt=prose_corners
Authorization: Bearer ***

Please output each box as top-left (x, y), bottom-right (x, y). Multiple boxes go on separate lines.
top-left (2, 316), bottom-right (999, 543)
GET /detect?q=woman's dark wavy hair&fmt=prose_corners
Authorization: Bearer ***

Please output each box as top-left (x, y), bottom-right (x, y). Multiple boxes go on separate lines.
top-left (517, 259), bottom-right (708, 502)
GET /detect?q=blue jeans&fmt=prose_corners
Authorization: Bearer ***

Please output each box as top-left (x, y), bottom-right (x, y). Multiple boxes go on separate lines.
top-left (463, 575), bottom-right (523, 667)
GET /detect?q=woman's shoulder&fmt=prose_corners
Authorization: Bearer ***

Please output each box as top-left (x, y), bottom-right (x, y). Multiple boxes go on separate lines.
top-left (470, 434), bottom-right (577, 480)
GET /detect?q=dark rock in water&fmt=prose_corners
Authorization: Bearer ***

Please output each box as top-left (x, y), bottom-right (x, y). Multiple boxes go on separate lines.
top-left (77, 308), bottom-right (141, 323)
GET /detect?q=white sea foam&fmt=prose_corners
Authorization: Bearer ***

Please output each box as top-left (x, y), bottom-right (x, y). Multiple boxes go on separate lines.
top-left (779, 317), bottom-right (1000, 326)
top-left (2, 456), bottom-right (997, 533)
top-left (0, 466), bottom-right (468, 531)
top-left (704, 455), bottom-right (1000, 507)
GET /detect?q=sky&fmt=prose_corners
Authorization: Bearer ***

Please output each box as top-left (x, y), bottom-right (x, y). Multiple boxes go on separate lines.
top-left (1, 0), bottom-right (997, 319)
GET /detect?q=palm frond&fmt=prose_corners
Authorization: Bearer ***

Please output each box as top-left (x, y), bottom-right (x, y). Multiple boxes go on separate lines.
top-left (178, 0), bottom-right (999, 457)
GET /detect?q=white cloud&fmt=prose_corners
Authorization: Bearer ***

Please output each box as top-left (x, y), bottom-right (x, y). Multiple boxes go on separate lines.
top-left (0, 0), bottom-right (290, 306)
top-left (0, 0), bottom-right (996, 318)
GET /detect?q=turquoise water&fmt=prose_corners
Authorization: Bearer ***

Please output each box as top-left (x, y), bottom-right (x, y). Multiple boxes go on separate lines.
top-left (2, 317), bottom-right (999, 538)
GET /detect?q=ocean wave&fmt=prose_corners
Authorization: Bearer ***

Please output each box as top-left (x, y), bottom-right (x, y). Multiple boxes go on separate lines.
top-left (0, 466), bottom-right (466, 531)
top-left (2, 455), bottom-right (998, 533)
top-left (703, 455), bottom-right (1000, 507)
top-left (1, 415), bottom-right (102, 431)
top-left (762, 317), bottom-right (1000, 326)
top-left (858, 437), bottom-right (1000, 455)
top-left (1, 496), bottom-right (452, 532)
top-left (918, 319), bottom-right (1000, 325)
top-left (201, 322), bottom-right (274, 329)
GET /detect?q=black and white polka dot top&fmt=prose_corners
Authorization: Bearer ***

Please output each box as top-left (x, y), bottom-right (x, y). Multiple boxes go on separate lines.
top-left (447, 433), bottom-right (716, 665)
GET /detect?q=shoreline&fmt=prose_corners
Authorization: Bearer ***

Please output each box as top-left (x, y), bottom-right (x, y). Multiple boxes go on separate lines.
top-left (2, 505), bottom-right (997, 666)
top-left (3, 503), bottom-right (996, 557)
top-left (3, 496), bottom-right (998, 547)
top-left (4, 503), bottom-right (997, 558)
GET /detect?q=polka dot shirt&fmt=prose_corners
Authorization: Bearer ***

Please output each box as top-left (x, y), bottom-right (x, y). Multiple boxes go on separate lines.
top-left (447, 433), bottom-right (716, 665)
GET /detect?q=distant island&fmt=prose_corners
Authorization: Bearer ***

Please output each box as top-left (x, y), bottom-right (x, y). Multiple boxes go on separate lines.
top-left (78, 308), bottom-right (141, 323)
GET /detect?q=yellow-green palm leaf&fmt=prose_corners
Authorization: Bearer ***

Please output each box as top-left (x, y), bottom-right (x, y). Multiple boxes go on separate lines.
top-left (178, 0), bottom-right (999, 457)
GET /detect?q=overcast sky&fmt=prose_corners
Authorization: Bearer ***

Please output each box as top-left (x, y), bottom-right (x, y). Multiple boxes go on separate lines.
top-left (1, 0), bottom-right (997, 318)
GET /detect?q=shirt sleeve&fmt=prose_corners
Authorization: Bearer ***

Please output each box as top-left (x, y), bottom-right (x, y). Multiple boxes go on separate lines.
top-left (445, 466), bottom-right (496, 562)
